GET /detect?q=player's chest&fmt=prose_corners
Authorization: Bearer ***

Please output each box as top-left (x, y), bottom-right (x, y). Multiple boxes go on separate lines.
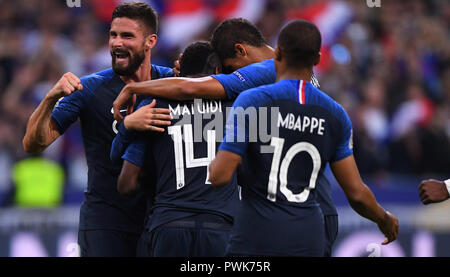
top-left (80, 86), bottom-right (124, 136)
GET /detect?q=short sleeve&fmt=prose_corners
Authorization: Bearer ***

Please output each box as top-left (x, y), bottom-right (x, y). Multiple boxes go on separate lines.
top-left (122, 134), bottom-right (148, 168)
top-left (152, 64), bottom-right (175, 79)
top-left (211, 59), bottom-right (276, 100)
top-left (331, 109), bottom-right (354, 162)
top-left (51, 75), bottom-right (103, 134)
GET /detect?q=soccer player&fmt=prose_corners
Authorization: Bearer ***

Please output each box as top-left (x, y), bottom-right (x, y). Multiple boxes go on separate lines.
top-left (112, 41), bottom-right (239, 257)
top-left (209, 19), bottom-right (398, 256)
top-left (419, 179), bottom-right (450, 204)
top-left (22, 2), bottom-right (173, 257)
top-left (112, 18), bottom-right (338, 257)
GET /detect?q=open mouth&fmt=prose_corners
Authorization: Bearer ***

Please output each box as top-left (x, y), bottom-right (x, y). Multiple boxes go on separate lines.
top-left (113, 50), bottom-right (130, 61)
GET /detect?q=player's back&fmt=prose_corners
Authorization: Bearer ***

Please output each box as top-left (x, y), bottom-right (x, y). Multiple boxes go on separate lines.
top-left (222, 79), bottom-right (353, 256)
top-left (130, 97), bottom-right (240, 233)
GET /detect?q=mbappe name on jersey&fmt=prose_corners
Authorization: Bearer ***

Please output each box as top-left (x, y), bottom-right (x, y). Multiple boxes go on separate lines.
top-left (278, 112), bottom-right (325, 136)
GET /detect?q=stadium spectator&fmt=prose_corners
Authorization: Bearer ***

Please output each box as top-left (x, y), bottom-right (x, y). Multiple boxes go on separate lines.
top-left (12, 155), bottom-right (65, 207)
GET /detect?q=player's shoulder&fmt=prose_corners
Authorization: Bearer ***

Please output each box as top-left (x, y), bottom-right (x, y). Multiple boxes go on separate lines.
top-left (151, 64), bottom-right (174, 79)
top-left (243, 78), bottom-right (295, 97)
top-left (55, 69), bottom-right (114, 103)
top-left (239, 59), bottom-right (274, 73)
top-left (306, 83), bottom-right (350, 124)
top-left (253, 59), bottom-right (275, 69)
top-left (79, 68), bottom-right (115, 90)
top-left (233, 81), bottom-right (282, 108)
top-left (82, 68), bottom-right (114, 82)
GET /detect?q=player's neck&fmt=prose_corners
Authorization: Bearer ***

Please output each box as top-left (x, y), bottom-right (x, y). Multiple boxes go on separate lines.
top-left (254, 44), bottom-right (275, 61)
top-left (120, 54), bottom-right (153, 84)
top-left (276, 67), bottom-right (313, 83)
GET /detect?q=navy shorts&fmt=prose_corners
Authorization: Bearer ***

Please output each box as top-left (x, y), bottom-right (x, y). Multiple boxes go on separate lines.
top-left (136, 228), bottom-right (155, 257)
top-left (226, 205), bottom-right (325, 257)
top-left (78, 229), bottom-right (140, 257)
top-left (323, 215), bottom-right (339, 257)
top-left (149, 214), bottom-right (232, 257)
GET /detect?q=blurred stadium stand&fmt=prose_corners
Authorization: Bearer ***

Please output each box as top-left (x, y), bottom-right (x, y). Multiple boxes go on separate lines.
top-left (0, 0), bottom-right (448, 256)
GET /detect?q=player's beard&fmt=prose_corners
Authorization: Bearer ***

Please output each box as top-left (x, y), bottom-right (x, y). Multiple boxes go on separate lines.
top-left (111, 48), bottom-right (146, 77)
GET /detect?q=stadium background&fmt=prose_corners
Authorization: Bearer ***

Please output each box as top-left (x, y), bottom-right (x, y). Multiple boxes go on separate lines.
top-left (0, 0), bottom-right (449, 257)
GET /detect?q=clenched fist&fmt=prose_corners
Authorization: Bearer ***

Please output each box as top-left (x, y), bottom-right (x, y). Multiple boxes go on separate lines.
top-left (47, 72), bottom-right (83, 100)
top-left (419, 179), bottom-right (450, 205)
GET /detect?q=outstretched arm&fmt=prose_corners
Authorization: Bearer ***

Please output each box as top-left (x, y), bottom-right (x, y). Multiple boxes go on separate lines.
top-left (113, 77), bottom-right (226, 121)
top-left (23, 73), bottom-right (83, 153)
top-left (331, 155), bottom-right (399, 245)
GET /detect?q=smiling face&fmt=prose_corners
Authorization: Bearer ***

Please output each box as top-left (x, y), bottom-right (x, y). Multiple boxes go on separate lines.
top-left (109, 17), bottom-right (147, 76)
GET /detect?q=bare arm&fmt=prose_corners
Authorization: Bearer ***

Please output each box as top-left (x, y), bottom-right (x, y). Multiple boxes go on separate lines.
top-left (331, 155), bottom-right (398, 245)
top-left (113, 77), bottom-right (226, 121)
top-left (117, 161), bottom-right (142, 196)
top-left (209, 150), bottom-right (242, 187)
top-left (23, 73), bottom-right (82, 153)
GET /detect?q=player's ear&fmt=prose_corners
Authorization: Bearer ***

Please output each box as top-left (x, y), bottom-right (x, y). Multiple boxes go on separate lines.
top-left (275, 46), bottom-right (282, 62)
top-left (146, 34), bottom-right (158, 51)
top-left (234, 44), bottom-right (247, 57)
top-left (314, 52), bottom-right (321, 66)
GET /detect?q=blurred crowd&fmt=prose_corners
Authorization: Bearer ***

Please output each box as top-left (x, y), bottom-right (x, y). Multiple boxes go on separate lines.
top-left (0, 0), bottom-right (449, 206)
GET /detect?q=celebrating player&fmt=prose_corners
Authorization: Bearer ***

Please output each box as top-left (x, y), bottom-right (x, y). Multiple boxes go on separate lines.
top-left (209, 19), bottom-right (398, 256)
top-left (112, 41), bottom-right (239, 257)
top-left (112, 18), bottom-right (338, 257)
top-left (22, 2), bottom-right (173, 256)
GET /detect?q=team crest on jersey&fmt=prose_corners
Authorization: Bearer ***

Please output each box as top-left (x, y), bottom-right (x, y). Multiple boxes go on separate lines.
top-left (54, 97), bottom-right (65, 108)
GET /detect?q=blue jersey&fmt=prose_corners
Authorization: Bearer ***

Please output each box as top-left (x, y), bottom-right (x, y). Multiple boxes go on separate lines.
top-left (117, 97), bottom-right (240, 232)
top-left (219, 80), bottom-right (353, 255)
top-left (51, 65), bottom-right (173, 233)
top-left (212, 60), bottom-right (335, 216)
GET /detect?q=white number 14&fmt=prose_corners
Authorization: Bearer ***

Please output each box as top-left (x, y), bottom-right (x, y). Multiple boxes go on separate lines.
top-left (168, 125), bottom-right (216, 190)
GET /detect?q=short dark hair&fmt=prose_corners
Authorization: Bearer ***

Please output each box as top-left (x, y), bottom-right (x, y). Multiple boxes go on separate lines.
top-left (112, 1), bottom-right (159, 34)
top-left (180, 41), bottom-right (222, 77)
top-left (278, 19), bottom-right (322, 68)
top-left (211, 18), bottom-right (267, 61)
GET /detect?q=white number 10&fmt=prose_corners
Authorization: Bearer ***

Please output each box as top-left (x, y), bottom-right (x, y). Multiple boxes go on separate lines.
top-left (267, 137), bottom-right (321, 203)
top-left (168, 125), bottom-right (216, 190)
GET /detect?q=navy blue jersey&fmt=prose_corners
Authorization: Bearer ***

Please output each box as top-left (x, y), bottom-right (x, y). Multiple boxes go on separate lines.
top-left (219, 80), bottom-right (353, 255)
top-left (51, 65), bottom-right (173, 233)
top-left (212, 59), bottom-right (321, 99)
top-left (212, 60), bottom-right (335, 216)
top-left (119, 97), bottom-right (240, 232)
